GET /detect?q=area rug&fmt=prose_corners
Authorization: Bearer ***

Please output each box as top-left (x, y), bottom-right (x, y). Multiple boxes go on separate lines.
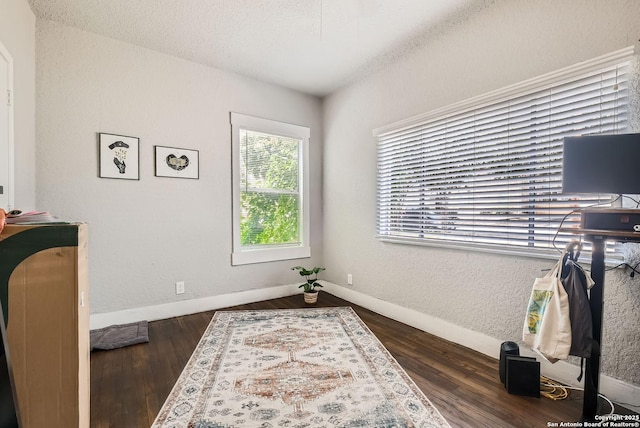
top-left (152, 307), bottom-right (450, 427)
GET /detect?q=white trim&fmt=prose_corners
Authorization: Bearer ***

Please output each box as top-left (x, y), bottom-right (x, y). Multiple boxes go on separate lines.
top-left (379, 237), bottom-right (624, 268)
top-left (0, 41), bottom-right (14, 211)
top-left (230, 112), bottom-right (311, 266)
top-left (230, 112), bottom-right (310, 140)
top-left (324, 282), bottom-right (640, 412)
top-left (89, 283), bottom-right (300, 330)
top-left (90, 282), bottom-right (640, 412)
top-left (231, 245), bottom-right (311, 265)
top-left (324, 282), bottom-right (502, 356)
top-left (373, 46), bottom-right (635, 137)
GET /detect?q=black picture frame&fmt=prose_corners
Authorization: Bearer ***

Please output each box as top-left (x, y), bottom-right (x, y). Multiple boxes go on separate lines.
top-left (98, 133), bottom-right (140, 180)
top-left (154, 146), bottom-right (199, 179)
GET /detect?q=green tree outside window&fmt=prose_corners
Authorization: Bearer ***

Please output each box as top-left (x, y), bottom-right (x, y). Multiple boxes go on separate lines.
top-left (240, 129), bottom-right (300, 246)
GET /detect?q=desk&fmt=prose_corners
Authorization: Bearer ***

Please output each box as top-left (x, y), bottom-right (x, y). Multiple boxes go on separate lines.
top-left (559, 227), bottom-right (640, 420)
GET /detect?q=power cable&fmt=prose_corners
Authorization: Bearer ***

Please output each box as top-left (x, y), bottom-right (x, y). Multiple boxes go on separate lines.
top-left (540, 376), bottom-right (615, 415)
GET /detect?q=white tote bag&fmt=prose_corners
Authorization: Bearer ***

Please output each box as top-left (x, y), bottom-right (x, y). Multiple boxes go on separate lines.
top-left (522, 257), bottom-right (572, 363)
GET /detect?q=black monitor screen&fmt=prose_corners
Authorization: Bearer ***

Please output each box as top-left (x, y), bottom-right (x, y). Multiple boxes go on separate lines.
top-left (562, 133), bottom-right (640, 194)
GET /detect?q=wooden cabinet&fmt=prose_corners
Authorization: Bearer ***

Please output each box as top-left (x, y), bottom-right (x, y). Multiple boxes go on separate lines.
top-left (0, 223), bottom-right (89, 428)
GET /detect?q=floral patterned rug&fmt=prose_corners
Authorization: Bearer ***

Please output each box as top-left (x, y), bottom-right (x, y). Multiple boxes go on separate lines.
top-left (152, 307), bottom-right (450, 427)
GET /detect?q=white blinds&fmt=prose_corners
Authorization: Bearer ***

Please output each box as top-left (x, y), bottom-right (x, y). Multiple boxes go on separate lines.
top-left (240, 129), bottom-right (300, 194)
top-left (376, 49), bottom-right (633, 255)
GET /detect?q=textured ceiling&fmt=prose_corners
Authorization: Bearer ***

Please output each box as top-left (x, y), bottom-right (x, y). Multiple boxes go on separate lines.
top-left (28, 0), bottom-right (486, 96)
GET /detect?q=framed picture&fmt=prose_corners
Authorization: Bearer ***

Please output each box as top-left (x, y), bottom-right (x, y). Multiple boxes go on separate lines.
top-left (154, 146), bottom-right (199, 179)
top-left (99, 133), bottom-right (140, 180)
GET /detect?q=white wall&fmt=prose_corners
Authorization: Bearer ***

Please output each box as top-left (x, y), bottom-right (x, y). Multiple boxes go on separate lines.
top-left (27, 0), bottom-right (640, 395)
top-left (323, 0), bottom-right (640, 387)
top-left (0, 0), bottom-right (36, 210)
top-left (35, 20), bottom-right (323, 314)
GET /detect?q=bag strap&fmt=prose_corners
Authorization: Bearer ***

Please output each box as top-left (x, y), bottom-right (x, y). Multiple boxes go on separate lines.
top-left (565, 241), bottom-right (583, 261)
top-left (577, 358), bottom-right (585, 382)
top-left (548, 249), bottom-right (569, 279)
top-left (560, 241), bottom-right (583, 279)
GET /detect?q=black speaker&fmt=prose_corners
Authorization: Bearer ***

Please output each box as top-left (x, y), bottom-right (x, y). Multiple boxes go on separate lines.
top-left (506, 355), bottom-right (540, 398)
top-left (499, 341), bottom-right (519, 385)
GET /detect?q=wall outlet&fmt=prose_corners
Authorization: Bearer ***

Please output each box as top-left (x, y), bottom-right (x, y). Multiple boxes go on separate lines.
top-left (175, 281), bottom-right (185, 295)
top-left (347, 274), bottom-right (353, 285)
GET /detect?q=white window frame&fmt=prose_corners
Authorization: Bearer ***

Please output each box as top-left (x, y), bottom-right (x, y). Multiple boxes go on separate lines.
top-left (230, 112), bottom-right (311, 265)
top-left (374, 47), bottom-right (635, 260)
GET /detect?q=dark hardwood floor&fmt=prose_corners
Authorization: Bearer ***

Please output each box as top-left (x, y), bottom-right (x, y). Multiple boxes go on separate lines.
top-left (90, 293), bottom-right (636, 427)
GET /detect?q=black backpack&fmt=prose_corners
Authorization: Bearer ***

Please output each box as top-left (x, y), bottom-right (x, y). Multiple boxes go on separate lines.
top-left (560, 242), bottom-right (600, 380)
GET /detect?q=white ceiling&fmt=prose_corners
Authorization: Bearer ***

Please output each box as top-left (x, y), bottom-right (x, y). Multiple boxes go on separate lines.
top-left (28, 0), bottom-right (485, 97)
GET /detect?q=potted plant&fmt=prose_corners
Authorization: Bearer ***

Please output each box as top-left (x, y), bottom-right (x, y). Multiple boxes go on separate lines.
top-left (291, 266), bottom-right (325, 304)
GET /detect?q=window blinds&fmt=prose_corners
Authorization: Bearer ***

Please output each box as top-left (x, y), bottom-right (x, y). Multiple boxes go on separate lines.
top-left (375, 48), bottom-right (633, 256)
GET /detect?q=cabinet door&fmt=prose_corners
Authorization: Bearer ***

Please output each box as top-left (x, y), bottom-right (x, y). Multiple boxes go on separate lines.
top-left (8, 247), bottom-right (81, 427)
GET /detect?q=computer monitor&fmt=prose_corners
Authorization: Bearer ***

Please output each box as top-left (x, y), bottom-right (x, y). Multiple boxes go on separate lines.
top-left (562, 133), bottom-right (640, 194)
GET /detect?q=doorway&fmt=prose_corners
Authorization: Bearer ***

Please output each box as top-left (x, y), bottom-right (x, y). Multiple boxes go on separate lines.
top-left (0, 40), bottom-right (14, 211)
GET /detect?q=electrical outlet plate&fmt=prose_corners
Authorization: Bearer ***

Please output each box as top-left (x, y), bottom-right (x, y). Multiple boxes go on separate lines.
top-left (176, 281), bottom-right (185, 294)
top-left (347, 274), bottom-right (353, 285)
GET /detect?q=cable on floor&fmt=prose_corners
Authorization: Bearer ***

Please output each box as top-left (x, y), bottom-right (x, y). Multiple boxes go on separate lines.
top-left (540, 376), bottom-right (569, 400)
top-left (540, 376), bottom-right (616, 415)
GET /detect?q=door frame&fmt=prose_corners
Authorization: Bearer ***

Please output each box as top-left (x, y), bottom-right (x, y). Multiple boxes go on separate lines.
top-left (0, 40), bottom-right (14, 211)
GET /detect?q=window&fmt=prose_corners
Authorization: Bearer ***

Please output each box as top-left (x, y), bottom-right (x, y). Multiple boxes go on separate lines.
top-left (375, 47), bottom-right (634, 258)
top-left (231, 112), bottom-right (310, 265)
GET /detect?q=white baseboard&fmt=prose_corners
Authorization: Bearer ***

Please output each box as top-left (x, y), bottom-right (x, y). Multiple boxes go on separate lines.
top-left (90, 282), bottom-right (639, 412)
top-left (89, 284), bottom-right (299, 330)
top-left (324, 282), bottom-right (640, 413)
